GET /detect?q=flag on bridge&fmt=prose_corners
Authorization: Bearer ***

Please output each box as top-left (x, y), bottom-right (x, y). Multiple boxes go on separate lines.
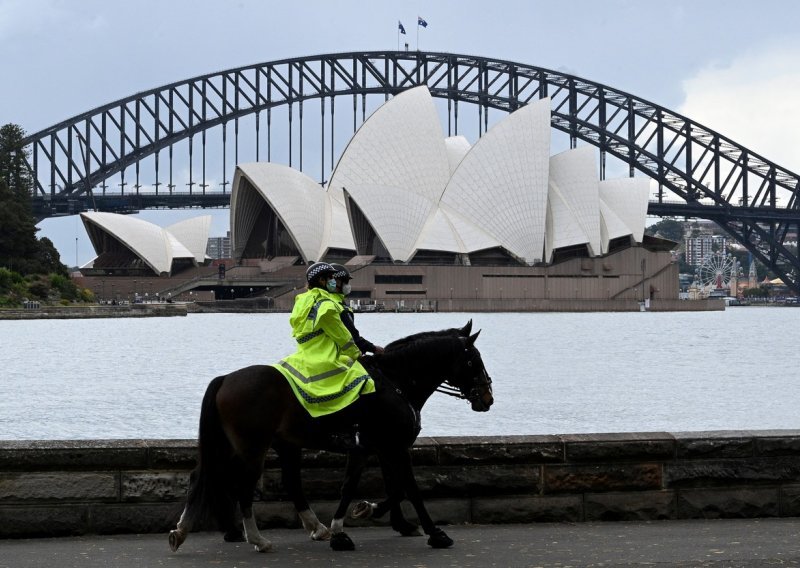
top-left (398, 21), bottom-right (406, 34)
top-left (418, 16), bottom-right (428, 28)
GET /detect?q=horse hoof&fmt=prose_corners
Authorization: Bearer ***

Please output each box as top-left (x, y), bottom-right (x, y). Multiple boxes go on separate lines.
top-left (168, 529), bottom-right (185, 552)
top-left (330, 531), bottom-right (355, 551)
top-left (427, 528), bottom-right (454, 548)
top-left (351, 500), bottom-right (375, 519)
top-left (311, 524), bottom-right (331, 541)
top-left (253, 539), bottom-right (273, 553)
top-left (224, 528), bottom-right (245, 542)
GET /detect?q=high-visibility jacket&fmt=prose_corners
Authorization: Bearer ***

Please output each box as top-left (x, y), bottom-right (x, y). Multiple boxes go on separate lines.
top-left (273, 287), bottom-right (375, 417)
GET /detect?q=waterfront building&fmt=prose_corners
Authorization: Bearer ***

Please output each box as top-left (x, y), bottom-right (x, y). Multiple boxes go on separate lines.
top-left (206, 232), bottom-right (231, 259)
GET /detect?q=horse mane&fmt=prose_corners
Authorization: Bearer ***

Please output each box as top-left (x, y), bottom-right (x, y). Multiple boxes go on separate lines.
top-left (380, 328), bottom-right (460, 365)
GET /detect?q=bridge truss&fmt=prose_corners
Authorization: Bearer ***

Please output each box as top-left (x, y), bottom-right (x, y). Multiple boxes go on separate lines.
top-left (19, 51), bottom-right (800, 293)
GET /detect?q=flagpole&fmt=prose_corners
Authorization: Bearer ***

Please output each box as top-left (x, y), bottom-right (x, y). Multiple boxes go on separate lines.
top-left (416, 20), bottom-right (419, 50)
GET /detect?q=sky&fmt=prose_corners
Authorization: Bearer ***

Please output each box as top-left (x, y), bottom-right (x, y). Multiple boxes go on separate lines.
top-left (2, 0), bottom-right (800, 266)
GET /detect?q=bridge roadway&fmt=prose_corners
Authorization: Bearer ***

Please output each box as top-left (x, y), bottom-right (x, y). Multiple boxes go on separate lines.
top-left (2, 518), bottom-right (799, 567)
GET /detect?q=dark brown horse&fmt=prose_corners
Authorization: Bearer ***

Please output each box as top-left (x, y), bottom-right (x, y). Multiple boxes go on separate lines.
top-left (169, 321), bottom-right (493, 554)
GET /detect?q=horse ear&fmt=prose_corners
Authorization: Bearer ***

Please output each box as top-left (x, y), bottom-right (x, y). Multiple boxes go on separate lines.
top-left (468, 330), bottom-right (481, 345)
top-left (460, 320), bottom-right (473, 336)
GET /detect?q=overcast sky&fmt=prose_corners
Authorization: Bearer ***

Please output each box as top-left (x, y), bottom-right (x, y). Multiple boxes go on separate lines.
top-left (2, 0), bottom-right (799, 265)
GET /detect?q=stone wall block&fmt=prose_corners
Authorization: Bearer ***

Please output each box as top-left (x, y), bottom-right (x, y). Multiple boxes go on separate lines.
top-left (0, 440), bottom-right (149, 471)
top-left (677, 487), bottom-right (779, 519)
top-left (121, 471), bottom-right (190, 502)
top-left (564, 434), bottom-right (675, 462)
top-left (472, 495), bottom-right (583, 523)
top-left (673, 432), bottom-right (755, 459)
top-left (0, 505), bottom-right (89, 537)
top-left (0, 472), bottom-right (118, 502)
top-left (88, 503), bottom-right (182, 534)
top-left (756, 434), bottom-right (800, 456)
top-left (414, 465), bottom-right (541, 496)
top-left (584, 490), bottom-right (677, 521)
top-left (144, 440), bottom-right (197, 469)
top-left (259, 467), bottom-right (382, 501)
top-left (434, 436), bottom-right (564, 464)
top-left (665, 457), bottom-right (800, 488)
top-left (253, 500), bottom-right (303, 529)
top-left (544, 463), bottom-right (661, 493)
top-left (779, 484), bottom-right (800, 516)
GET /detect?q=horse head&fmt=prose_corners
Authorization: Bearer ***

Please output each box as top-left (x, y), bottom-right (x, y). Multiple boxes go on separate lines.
top-left (447, 327), bottom-right (493, 412)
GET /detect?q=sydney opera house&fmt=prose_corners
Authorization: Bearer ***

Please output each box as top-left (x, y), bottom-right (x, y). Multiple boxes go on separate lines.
top-left (79, 86), bottom-right (679, 310)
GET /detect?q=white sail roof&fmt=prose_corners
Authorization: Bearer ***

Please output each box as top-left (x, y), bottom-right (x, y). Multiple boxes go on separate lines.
top-left (329, 86), bottom-right (451, 260)
top-left (599, 178), bottom-right (651, 243)
top-left (545, 146), bottom-right (602, 260)
top-left (229, 88), bottom-right (652, 267)
top-left (166, 215), bottom-right (212, 262)
top-left (80, 212), bottom-right (197, 275)
top-left (444, 135), bottom-right (471, 175)
top-left (232, 163), bottom-right (332, 263)
top-left (441, 97), bottom-right (551, 264)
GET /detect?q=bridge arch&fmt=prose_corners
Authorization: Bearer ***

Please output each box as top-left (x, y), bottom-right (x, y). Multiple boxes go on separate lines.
top-left (19, 50), bottom-right (800, 292)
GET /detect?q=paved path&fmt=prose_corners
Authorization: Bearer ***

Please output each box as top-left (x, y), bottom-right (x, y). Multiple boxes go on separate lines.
top-left (1, 518), bottom-right (799, 567)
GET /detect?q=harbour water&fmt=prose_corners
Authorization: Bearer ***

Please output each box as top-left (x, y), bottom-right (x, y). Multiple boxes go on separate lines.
top-left (1, 308), bottom-right (797, 440)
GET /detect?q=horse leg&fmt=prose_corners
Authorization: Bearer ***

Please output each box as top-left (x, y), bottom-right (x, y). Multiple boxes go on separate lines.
top-left (351, 448), bottom-right (407, 521)
top-left (234, 450), bottom-right (273, 552)
top-left (328, 448), bottom-right (370, 551)
top-left (168, 506), bottom-right (190, 552)
top-left (399, 452), bottom-right (453, 548)
top-left (274, 441), bottom-right (331, 541)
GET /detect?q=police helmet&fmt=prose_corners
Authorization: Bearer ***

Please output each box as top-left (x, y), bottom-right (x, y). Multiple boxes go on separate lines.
top-left (306, 262), bottom-right (336, 285)
top-left (330, 263), bottom-right (352, 281)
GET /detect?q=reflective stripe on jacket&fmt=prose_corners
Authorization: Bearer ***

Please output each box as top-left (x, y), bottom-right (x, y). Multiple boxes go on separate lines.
top-left (273, 287), bottom-right (375, 417)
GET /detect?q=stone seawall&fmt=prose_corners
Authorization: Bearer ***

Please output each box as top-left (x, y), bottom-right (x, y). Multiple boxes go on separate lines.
top-left (1, 431), bottom-right (799, 538)
top-left (0, 304), bottom-right (187, 320)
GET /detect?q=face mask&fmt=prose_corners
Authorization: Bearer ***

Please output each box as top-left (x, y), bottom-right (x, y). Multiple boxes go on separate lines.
top-left (342, 283), bottom-right (352, 296)
top-left (326, 279), bottom-right (338, 292)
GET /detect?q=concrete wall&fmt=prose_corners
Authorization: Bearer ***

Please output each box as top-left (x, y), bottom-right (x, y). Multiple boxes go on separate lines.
top-left (2, 431), bottom-right (799, 538)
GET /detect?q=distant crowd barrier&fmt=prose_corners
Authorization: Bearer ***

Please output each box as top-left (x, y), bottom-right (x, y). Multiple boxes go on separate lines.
top-left (1, 431), bottom-right (799, 538)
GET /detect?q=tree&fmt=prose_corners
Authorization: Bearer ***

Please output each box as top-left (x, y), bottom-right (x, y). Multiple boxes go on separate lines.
top-left (0, 177), bottom-right (39, 272)
top-left (0, 123), bottom-right (66, 276)
top-left (645, 218), bottom-right (685, 243)
top-left (0, 124), bottom-right (34, 203)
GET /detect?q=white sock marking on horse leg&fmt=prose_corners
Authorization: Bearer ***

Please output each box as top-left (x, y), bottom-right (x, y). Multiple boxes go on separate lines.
top-left (175, 507), bottom-right (189, 533)
top-left (330, 517), bottom-right (345, 535)
top-left (299, 509), bottom-right (330, 540)
top-left (242, 514), bottom-right (272, 552)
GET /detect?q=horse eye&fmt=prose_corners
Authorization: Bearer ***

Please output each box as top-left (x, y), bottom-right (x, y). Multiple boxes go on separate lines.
top-left (467, 361), bottom-right (473, 367)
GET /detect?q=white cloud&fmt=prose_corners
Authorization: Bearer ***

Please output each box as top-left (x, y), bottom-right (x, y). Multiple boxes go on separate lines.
top-left (678, 39), bottom-right (800, 173)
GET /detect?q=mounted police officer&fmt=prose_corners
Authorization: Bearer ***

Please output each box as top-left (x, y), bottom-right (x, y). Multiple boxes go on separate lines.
top-left (330, 263), bottom-right (384, 355)
top-left (273, 262), bottom-right (375, 418)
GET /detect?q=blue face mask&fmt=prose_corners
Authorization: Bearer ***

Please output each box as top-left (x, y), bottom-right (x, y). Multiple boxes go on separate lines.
top-left (326, 278), bottom-right (338, 293)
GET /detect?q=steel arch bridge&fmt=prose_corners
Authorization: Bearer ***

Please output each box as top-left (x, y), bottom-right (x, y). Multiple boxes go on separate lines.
top-left (18, 50), bottom-right (800, 293)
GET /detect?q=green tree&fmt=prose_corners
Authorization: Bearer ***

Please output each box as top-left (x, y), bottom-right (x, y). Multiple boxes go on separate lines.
top-left (0, 124), bottom-right (66, 276)
top-left (0, 124), bottom-right (34, 203)
top-left (645, 218), bottom-right (685, 243)
top-left (0, 177), bottom-right (39, 272)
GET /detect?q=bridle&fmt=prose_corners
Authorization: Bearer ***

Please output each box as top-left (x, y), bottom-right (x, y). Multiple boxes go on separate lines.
top-left (436, 339), bottom-right (493, 407)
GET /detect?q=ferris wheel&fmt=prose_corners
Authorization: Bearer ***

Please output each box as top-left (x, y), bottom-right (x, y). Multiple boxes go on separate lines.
top-left (696, 253), bottom-right (737, 291)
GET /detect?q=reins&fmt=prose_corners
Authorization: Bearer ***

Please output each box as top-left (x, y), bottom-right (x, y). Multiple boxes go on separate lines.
top-left (435, 383), bottom-right (465, 399)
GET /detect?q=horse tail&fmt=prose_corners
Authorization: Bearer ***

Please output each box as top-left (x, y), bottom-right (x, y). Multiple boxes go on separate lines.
top-left (183, 374), bottom-right (238, 532)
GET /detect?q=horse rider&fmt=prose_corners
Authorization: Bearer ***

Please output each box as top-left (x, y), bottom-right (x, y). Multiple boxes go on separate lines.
top-left (274, 262), bottom-right (376, 418)
top-left (330, 263), bottom-right (385, 355)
